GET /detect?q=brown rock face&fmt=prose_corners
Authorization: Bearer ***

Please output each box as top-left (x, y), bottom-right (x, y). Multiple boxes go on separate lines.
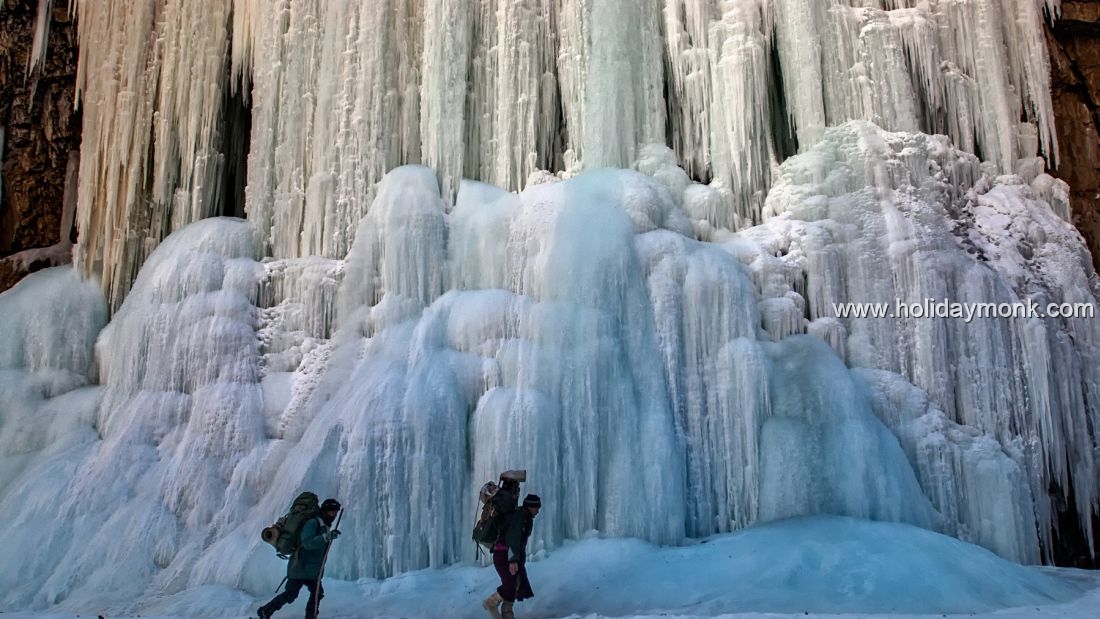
top-left (1047, 1), bottom-right (1100, 272)
top-left (1045, 0), bottom-right (1100, 568)
top-left (0, 0), bottom-right (81, 292)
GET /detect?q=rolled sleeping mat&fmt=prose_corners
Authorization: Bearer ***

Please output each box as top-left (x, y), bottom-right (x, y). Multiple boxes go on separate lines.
top-left (261, 524), bottom-right (282, 546)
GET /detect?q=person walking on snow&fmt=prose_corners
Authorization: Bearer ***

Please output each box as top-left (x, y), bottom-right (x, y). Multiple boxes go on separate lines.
top-left (258, 498), bottom-right (342, 619)
top-left (483, 494), bottom-right (540, 619)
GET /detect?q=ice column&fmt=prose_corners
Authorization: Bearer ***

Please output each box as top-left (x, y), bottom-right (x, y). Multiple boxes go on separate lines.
top-left (420, 0), bottom-right (473, 201)
top-left (708, 2), bottom-right (775, 226)
top-left (472, 0), bottom-right (559, 190)
top-left (581, 0), bottom-right (666, 168)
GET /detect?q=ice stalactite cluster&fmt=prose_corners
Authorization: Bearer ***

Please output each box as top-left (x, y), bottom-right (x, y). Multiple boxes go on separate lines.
top-left (71, 0), bottom-right (234, 309)
top-left (71, 0), bottom-right (1061, 308)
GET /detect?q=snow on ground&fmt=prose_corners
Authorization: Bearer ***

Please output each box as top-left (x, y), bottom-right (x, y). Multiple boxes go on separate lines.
top-left (2, 516), bottom-right (1095, 619)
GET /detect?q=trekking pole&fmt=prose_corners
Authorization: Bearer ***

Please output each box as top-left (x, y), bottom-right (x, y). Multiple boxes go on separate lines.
top-left (312, 508), bottom-right (343, 619)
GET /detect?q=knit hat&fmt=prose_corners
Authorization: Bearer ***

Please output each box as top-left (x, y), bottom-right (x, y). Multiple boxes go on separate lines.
top-left (321, 498), bottom-right (342, 512)
top-left (522, 494), bottom-right (541, 509)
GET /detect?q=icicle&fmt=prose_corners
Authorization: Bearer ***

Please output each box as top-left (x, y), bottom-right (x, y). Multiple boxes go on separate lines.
top-left (857, 9), bottom-right (920, 132)
top-left (25, 0), bottom-right (53, 80)
top-left (1008, 0), bottom-right (1060, 165)
top-left (859, 368), bottom-right (1039, 563)
top-left (245, 0), bottom-right (424, 260)
top-left (771, 0), bottom-right (828, 149)
top-left (70, 0), bottom-right (1068, 306)
top-left (229, 0), bottom-right (259, 95)
top-left (661, 0), bottom-right (717, 180)
top-left (639, 228), bottom-right (763, 535)
top-left (554, 0), bottom-right (589, 171)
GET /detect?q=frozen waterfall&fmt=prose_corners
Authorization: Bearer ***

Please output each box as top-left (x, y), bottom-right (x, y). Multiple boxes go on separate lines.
top-left (0, 0), bottom-right (1098, 613)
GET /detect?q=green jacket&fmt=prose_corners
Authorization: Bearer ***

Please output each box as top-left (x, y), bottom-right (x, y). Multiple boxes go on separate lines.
top-left (288, 517), bottom-right (331, 580)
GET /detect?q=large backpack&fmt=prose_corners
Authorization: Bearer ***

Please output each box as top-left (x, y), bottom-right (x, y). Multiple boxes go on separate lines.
top-left (472, 471), bottom-right (523, 549)
top-left (261, 491), bottom-right (320, 558)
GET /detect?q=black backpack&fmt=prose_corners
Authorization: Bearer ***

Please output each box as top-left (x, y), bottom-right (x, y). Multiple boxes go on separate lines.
top-left (261, 492), bottom-right (320, 558)
top-left (472, 472), bottom-right (523, 548)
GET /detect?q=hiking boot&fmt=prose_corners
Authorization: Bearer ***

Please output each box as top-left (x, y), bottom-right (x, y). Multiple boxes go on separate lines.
top-left (256, 606), bottom-right (273, 619)
top-left (482, 591), bottom-right (503, 619)
top-left (500, 600), bottom-right (515, 619)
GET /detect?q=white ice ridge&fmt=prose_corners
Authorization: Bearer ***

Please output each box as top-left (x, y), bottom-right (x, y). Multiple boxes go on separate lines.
top-left (4, 120), bottom-right (1098, 607)
top-left (69, 0), bottom-right (1061, 307)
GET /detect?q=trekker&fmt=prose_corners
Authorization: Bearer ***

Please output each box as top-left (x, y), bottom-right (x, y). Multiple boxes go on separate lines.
top-left (483, 494), bottom-right (540, 619)
top-left (258, 498), bottom-right (342, 619)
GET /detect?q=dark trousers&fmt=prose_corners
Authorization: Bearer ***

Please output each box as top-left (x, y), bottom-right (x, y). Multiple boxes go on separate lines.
top-left (492, 546), bottom-right (534, 602)
top-left (261, 578), bottom-right (325, 619)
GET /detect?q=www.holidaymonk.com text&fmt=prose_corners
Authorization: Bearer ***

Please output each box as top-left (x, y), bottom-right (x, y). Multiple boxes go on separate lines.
top-left (832, 298), bottom-right (1096, 322)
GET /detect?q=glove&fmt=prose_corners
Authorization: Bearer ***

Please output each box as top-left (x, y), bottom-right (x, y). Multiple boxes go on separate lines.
top-left (326, 529), bottom-right (341, 542)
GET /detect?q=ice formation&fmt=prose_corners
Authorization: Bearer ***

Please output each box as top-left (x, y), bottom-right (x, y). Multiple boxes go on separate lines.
top-left (70, 0), bottom-right (1062, 306)
top-left (25, 0), bottom-right (55, 79)
top-left (4, 116), bottom-right (1100, 609)
top-left (2, 0), bottom-right (1100, 614)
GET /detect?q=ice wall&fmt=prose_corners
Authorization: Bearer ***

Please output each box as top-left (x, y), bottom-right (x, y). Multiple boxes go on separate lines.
top-left (8, 118), bottom-right (1100, 607)
top-left (71, 0), bottom-right (1061, 308)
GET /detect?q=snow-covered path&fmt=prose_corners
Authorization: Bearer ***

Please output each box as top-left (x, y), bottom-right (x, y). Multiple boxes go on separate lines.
top-left (3, 517), bottom-right (1097, 619)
